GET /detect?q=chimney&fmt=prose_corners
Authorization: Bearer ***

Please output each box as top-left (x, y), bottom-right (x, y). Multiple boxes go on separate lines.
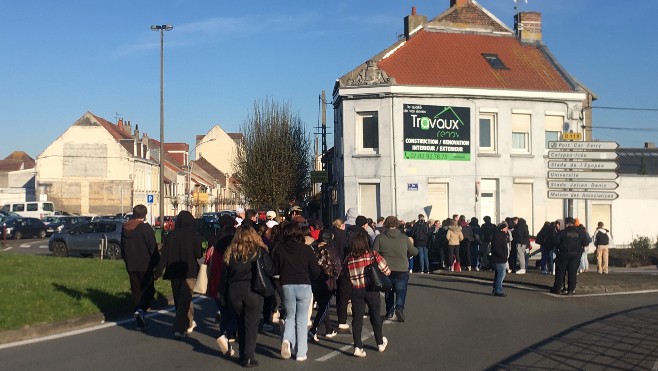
top-left (118, 118), bottom-right (123, 127)
top-left (645, 142), bottom-right (656, 149)
top-left (515, 11), bottom-right (542, 43)
top-left (134, 123), bottom-right (139, 139)
top-left (125, 120), bottom-right (132, 136)
top-left (450, 0), bottom-right (469, 8)
top-left (404, 6), bottom-right (427, 39)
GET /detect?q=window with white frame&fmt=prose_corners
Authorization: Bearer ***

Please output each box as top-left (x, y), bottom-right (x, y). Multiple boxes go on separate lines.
top-left (511, 113), bottom-right (531, 153)
top-left (357, 112), bottom-right (378, 153)
top-left (479, 113), bottom-right (497, 153)
top-left (545, 115), bottom-right (563, 149)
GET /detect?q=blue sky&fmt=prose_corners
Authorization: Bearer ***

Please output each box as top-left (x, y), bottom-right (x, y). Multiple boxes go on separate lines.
top-left (2, 0), bottom-right (657, 158)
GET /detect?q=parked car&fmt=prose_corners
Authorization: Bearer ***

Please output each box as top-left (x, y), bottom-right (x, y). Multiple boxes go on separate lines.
top-left (45, 216), bottom-right (91, 236)
top-left (154, 216), bottom-right (176, 230)
top-left (0, 217), bottom-right (47, 239)
top-left (49, 220), bottom-right (123, 259)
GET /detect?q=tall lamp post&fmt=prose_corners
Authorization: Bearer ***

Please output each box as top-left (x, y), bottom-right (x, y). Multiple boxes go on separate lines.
top-left (151, 24), bottom-right (173, 224)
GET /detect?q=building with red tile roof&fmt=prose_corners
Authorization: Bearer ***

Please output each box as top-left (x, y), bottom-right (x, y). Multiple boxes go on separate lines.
top-left (331, 0), bottom-right (596, 234)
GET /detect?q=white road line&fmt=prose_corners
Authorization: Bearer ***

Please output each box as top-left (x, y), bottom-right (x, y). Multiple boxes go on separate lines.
top-left (39, 245), bottom-right (49, 249)
top-left (316, 331), bottom-right (375, 362)
top-left (543, 289), bottom-right (658, 298)
top-left (2, 246), bottom-right (12, 251)
top-left (0, 296), bottom-right (205, 350)
top-left (19, 244), bottom-right (30, 248)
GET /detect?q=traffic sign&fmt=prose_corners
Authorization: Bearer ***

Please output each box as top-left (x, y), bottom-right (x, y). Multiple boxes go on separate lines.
top-left (548, 161), bottom-right (619, 170)
top-left (547, 180), bottom-right (619, 190)
top-left (548, 141), bottom-right (619, 150)
top-left (548, 151), bottom-right (618, 160)
top-left (147, 194), bottom-right (154, 204)
top-left (547, 171), bottom-right (619, 180)
top-left (562, 132), bottom-right (582, 141)
top-left (547, 190), bottom-right (619, 200)
top-left (310, 171), bottom-right (328, 183)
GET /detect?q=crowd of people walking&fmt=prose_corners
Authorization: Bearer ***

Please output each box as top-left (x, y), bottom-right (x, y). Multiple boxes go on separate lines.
top-left (120, 203), bottom-right (607, 367)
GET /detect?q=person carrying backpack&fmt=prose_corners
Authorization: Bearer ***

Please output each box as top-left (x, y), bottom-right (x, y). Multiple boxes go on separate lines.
top-left (593, 222), bottom-right (611, 274)
top-left (309, 229), bottom-right (342, 342)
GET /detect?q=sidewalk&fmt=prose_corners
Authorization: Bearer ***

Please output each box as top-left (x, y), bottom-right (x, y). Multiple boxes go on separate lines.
top-left (435, 265), bottom-right (658, 294)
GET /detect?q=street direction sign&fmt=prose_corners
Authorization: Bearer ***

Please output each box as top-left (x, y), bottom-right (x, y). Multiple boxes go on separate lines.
top-left (548, 161), bottom-right (619, 170)
top-left (548, 151), bottom-right (618, 160)
top-left (548, 141), bottom-right (619, 150)
top-left (547, 180), bottom-right (619, 190)
top-left (547, 171), bottom-right (619, 180)
top-left (547, 190), bottom-right (619, 200)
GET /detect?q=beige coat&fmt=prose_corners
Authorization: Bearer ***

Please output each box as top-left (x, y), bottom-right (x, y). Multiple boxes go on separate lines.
top-left (446, 226), bottom-right (464, 246)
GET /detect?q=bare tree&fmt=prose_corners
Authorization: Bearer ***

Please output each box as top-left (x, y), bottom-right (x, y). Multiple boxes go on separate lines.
top-left (233, 99), bottom-right (311, 210)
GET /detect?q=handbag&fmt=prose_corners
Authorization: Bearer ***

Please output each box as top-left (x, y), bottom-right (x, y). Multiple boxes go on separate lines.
top-left (193, 263), bottom-right (209, 294)
top-left (251, 250), bottom-right (274, 296)
top-left (364, 251), bottom-right (392, 292)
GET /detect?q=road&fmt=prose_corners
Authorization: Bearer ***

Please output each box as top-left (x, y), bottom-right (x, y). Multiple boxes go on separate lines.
top-left (0, 237), bottom-right (50, 255)
top-left (1, 274), bottom-right (657, 370)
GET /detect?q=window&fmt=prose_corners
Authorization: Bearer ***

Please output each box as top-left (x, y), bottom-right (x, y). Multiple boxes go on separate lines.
top-left (13, 204), bottom-right (24, 212)
top-left (479, 114), bottom-right (497, 153)
top-left (27, 203), bottom-right (37, 212)
top-left (545, 115), bottom-right (563, 149)
top-left (359, 183), bottom-right (380, 219)
top-left (482, 53), bottom-right (508, 69)
top-left (357, 112), bottom-right (379, 153)
top-left (511, 113), bottom-right (531, 153)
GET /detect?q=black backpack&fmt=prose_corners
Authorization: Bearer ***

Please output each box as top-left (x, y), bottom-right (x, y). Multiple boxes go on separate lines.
top-left (595, 231), bottom-right (609, 246)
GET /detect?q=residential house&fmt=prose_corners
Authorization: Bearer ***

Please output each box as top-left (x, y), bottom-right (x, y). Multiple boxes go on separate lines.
top-left (0, 151), bottom-right (36, 205)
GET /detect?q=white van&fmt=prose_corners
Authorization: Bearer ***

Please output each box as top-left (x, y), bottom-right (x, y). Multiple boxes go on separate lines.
top-left (1, 201), bottom-right (55, 219)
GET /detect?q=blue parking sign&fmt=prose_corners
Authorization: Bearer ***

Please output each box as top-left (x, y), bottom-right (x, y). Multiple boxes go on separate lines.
top-left (147, 194), bottom-right (154, 204)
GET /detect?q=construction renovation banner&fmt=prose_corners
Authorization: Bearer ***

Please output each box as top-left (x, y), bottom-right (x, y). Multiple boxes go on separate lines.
top-left (403, 104), bottom-right (471, 161)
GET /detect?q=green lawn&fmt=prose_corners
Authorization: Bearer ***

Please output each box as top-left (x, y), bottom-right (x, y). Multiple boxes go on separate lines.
top-left (0, 253), bottom-right (172, 331)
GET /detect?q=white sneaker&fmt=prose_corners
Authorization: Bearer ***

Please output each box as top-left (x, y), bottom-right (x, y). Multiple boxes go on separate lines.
top-left (378, 337), bottom-right (388, 352)
top-left (281, 340), bottom-right (292, 359)
top-left (516, 269), bottom-right (526, 274)
top-left (296, 355), bottom-right (307, 361)
top-left (353, 347), bottom-right (366, 357)
top-left (338, 323), bottom-right (349, 330)
top-left (186, 320), bottom-right (197, 334)
top-left (216, 335), bottom-right (234, 357)
top-left (325, 330), bottom-right (338, 338)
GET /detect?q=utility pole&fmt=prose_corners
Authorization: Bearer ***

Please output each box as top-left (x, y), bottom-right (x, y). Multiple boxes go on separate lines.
top-left (320, 90), bottom-right (329, 225)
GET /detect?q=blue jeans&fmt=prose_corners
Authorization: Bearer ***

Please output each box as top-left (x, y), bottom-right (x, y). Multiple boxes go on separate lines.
top-left (385, 271), bottom-right (409, 315)
top-left (493, 263), bottom-right (506, 294)
top-left (417, 246), bottom-right (429, 272)
top-left (281, 284), bottom-right (312, 358)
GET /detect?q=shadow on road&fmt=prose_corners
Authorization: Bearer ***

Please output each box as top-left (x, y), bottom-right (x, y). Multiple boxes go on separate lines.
top-left (485, 304), bottom-right (658, 370)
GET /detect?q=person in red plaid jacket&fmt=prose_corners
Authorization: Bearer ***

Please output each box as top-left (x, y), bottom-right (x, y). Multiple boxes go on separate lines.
top-left (345, 233), bottom-right (391, 358)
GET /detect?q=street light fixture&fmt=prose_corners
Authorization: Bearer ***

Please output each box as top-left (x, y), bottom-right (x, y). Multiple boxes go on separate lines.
top-left (151, 24), bottom-right (173, 225)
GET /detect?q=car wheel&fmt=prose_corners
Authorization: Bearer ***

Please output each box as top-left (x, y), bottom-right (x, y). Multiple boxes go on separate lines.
top-left (105, 243), bottom-right (122, 260)
top-left (14, 231), bottom-right (22, 240)
top-left (38, 230), bottom-right (46, 239)
top-left (52, 241), bottom-right (68, 257)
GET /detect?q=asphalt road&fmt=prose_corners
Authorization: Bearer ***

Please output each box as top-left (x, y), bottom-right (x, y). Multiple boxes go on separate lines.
top-left (1, 273), bottom-right (657, 371)
top-left (0, 237), bottom-right (50, 255)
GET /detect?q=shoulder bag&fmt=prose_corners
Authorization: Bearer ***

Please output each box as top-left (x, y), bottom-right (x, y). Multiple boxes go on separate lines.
top-left (251, 250), bottom-right (275, 296)
top-left (364, 251), bottom-right (392, 292)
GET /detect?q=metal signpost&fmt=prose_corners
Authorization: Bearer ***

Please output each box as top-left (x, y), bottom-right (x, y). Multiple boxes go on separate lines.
top-left (547, 139), bottom-right (619, 208)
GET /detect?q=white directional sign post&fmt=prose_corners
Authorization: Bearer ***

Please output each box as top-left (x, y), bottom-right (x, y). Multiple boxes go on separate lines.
top-left (546, 141), bottom-right (619, 201)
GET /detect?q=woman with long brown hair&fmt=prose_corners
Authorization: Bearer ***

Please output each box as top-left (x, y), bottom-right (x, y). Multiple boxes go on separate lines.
top-left (219, 225), bottom-right (273, 368)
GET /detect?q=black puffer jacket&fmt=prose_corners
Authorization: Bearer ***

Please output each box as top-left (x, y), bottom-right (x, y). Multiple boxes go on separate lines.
top-left (155, 211), bottom-right (203, 280)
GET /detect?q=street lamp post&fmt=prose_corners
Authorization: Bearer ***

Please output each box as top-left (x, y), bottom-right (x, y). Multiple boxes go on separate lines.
top-left (151, 24), bottom-right (173, 225)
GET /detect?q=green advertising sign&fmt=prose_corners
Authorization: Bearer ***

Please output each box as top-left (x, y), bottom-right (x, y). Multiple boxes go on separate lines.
top-left (403, 104), bottom-right (471, 161)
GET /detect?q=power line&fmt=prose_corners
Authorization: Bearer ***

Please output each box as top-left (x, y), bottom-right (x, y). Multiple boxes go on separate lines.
top-left (593, 126), bottom-right (658, 132)
top-left (592, 106), bottom-right (658, 112)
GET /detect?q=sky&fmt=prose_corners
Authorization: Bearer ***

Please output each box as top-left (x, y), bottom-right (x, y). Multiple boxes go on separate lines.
top-left (2, 0), bottom-right (658, 158)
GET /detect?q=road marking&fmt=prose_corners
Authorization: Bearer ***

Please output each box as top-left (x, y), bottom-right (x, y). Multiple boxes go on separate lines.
top-left (39, 245), bottom-right (49, 249)
top-left (0, 296), bottom-right (205, 350)
top-left (19, 244), bottom-right (31, 248)
top-left (544, 289), bottom-right (658, 298)
top-left (316, 331), bottom-right (375, 362)
top-left (2, 246), bottom-right (12, 252)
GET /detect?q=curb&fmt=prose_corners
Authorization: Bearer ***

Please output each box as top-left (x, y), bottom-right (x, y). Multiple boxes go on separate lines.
top-left (0, 313), bottom-right (106, 346)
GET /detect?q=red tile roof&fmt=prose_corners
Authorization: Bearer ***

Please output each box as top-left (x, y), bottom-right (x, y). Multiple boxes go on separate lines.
top-left (377, 30), bottom-right (572, 92)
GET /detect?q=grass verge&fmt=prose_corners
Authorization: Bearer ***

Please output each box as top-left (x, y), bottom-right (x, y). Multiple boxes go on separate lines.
top-left (0, 253), bottom-right (172, 331)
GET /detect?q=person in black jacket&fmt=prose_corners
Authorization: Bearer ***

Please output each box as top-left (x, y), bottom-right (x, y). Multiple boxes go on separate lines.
top-left (308, 229), bottom-right (342, 342)
top-left (219, 225), bottom-right (274, 368)
top-left (511, 217), bottom-right (530, 274)
top-left (490, 223), bottom-right (510, 297)
top-left (121, 204), bottom-right (158, 331)
top-left (480, 216), bottom-right (496, 270)
top-left (550, 217), bottom-right (590, 295)
top-left (154, 210), bottom-right (203, 338)
top-left (411, 214), bottom-right (430, 273)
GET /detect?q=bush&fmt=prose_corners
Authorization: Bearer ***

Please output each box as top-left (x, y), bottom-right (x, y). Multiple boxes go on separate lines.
top-left (630, 236), bottom-right (652, 250)
top-left (605, 248), bottom-right (658, 268)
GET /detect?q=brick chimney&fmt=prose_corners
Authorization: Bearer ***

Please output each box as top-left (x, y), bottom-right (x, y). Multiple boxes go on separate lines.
top-left (450, 0), bottom-right (469, 8)
top-left (404, 6), bottom-right (427, 40)
top-left (125, 120), bottom-right (132, 136)
top-left (515, 11), bottom-right (542, 43)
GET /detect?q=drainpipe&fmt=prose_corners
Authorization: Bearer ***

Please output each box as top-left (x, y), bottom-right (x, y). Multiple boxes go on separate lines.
top-left (391, 95), bottom-right (398, 216)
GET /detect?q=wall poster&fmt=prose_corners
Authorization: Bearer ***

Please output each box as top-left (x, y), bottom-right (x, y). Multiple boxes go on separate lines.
top-left (403, 104), bottom-right (471, 161)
